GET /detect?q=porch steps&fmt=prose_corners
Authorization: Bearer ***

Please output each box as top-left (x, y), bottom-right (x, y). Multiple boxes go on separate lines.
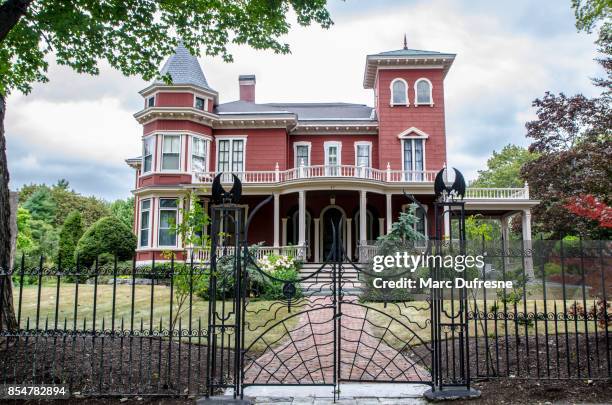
top-left (298, 262), bottom-right (366, 296)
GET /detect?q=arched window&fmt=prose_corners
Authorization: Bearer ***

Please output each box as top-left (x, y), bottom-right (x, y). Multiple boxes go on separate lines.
top-left (390, 79), bottom-right (408, 106)
top-left (415, 78), bottom-right (433, 106)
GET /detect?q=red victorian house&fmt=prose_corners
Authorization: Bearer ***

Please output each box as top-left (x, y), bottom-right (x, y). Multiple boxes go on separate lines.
top-left (126, 43), bottom-right (538, 264)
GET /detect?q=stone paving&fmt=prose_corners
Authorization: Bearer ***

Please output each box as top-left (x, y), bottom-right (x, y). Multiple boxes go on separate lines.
top-left (243, 297), bottom-right (429, 385)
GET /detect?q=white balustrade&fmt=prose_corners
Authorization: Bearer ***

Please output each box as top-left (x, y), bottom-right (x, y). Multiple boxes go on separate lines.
top-left (193, 166), bottom-right (530, 200)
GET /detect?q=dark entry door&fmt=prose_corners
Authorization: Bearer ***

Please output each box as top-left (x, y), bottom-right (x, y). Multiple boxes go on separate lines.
top-left (322, 208), bottom-right (343, 261)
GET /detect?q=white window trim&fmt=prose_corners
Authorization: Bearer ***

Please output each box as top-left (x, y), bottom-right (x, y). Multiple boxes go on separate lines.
top-left (293, 141), bottom-right (312, 167)
top-left (157, 197), bottom-right (179, 248)
top-left (389, 78), bottom-right (409, 107)
top-left (215, 136), bottom-right (248, 172)
top-left (146, 94), bottom-right (156, 108)
top-left (190, 135), bottom-right (210, 173)
top-left (401, 138), bottom-right (427, 178)
top-left (414, 78), bottom-right (434, 107)
top-left (397, 127), bottom-right (430, 139)
top-left (160, 134), bottom-right (183, 173)
top-left (324, 141), bottom-right (342, 166)
top-left (353, 141), bottom-right (372, 167)
top-left (138, 198), bottom-right (152, 248)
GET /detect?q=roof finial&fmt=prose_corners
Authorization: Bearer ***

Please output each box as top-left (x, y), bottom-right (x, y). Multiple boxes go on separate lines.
top-left (403, 33), bottom-right (408, 50)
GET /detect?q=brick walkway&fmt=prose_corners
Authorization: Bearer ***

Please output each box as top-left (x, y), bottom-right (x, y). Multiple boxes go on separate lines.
top-left (243, 297), bottom-right (430, 385)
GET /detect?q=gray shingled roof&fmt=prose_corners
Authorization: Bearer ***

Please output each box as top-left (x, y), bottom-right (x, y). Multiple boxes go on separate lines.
top-left (215, 101), bottom-right (375, 121)
top-left (369, 48), bottom-right (456, 58)
top-left (155, 43), bottom-right (212, 90)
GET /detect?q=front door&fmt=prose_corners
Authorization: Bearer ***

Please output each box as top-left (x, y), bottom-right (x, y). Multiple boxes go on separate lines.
top-left (321, 207), bottom-right (343, 261)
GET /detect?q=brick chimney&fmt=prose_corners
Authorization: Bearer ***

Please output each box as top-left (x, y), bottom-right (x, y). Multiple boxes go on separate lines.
top-left (239, 75), bottom-right (256, 103)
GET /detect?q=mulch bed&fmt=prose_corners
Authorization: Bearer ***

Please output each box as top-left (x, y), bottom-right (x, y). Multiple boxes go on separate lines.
top-left (0, 335), bottom-right (233, 398)
top-left (413, 332), bottom-right (612, 404)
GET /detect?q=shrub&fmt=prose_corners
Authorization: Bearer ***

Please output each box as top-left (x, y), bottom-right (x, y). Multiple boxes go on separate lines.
top-left (75, 216), bottom-right (136, 267)
top-left (57, 211), bottom-right (83, 270)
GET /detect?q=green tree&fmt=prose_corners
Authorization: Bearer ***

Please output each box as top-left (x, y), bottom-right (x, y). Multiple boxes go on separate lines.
top-left (75, 216), bottom-right (137, 267)
top-left (56, 211), bottom-right (83, 270)
top-left (471, 144), bottom-right (537, 188)
top-left (0, 0), bottom-right (333, 329)
top-left (109, 197), bottom-right (134, 230)
top-left (28, 219), bottom-right (58, 262)
top-left (15, 207), bottom-right (34, 254)
top-left (22, 188), bottom-right (56, 223)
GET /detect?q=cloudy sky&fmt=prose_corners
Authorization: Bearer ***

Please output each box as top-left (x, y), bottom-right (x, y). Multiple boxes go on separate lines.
top-left (5, 0), bottom-right (602, 201)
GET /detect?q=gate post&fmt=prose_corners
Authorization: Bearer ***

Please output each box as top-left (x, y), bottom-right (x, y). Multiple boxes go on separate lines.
top-left (424, 169), bottom-right (481, 401)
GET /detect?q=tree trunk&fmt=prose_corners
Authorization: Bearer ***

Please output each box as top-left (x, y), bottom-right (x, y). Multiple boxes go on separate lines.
top-left (0, 93), bottom-right (18, 331)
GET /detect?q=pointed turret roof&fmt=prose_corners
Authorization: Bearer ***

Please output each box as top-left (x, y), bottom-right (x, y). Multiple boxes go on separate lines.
top-left (154, 43), bottom-right (213, 90)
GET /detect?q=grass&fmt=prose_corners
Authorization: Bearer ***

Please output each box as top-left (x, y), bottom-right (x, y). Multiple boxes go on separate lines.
top-left (360, 299), bottom-right (611, 351)
top-left (13, 283), bottom-right (298, 354)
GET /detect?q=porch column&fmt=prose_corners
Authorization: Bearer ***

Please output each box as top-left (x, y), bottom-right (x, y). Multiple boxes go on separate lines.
top-left (521, 208), bottom-right (534, 279)
top-left (202, 199), bottom-right (209, 239)
top-left (313, 218), bottom-right (320, 263)
top-left (444, 206), bottom-right (450, 239)
top-left (281, 217), bottom-right (288, 246)
top-left (346, 218), bottom-right (353, 261)
top-left (501, 214), bottom-right (511, 267)
top-left (360, 191), bottom-right (367, 261)
top-left (378, 218), bottom-right (385, 237)
top-left (298, 191), bottom-right (306, 246)
top-left (273, 193), bottom-right (280, 248)
top-left (385, 193), bottom-right (392, 234)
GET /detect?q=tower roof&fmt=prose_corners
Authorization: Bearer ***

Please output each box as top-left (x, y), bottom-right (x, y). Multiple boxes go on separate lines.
top-left (363, 46), bottom-right (456, 88)
top-left (154, 43), bottom-right (213, 90)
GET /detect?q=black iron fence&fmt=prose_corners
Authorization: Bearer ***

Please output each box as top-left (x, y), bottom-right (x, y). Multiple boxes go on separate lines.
top-left (0, 239), bottom-right (609, 397)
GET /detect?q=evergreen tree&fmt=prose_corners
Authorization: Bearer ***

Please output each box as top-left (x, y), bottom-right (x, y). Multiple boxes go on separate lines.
top-left (57, 211), bottom-right (83, 270)
top-left (22, 188), bottom-right (56, 223)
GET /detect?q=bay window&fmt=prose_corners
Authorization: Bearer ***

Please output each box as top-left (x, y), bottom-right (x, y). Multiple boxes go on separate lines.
top-left (158, 198), bottom-right (178, 247)
top-left (192, 137), bottom-right (208, 172)
top-left (139, 199), bottom-right (151, 247)
top-left (162, 135), bottom-right (181, 171)
top-left (142, 136), bottom-right (154, 173)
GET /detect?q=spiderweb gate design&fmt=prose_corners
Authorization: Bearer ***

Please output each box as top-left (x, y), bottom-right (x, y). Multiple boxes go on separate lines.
top-left (239, 218), bottom-right (433, 396)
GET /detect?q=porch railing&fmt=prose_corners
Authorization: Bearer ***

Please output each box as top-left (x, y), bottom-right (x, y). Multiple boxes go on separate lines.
top-left (194, 166), bottom-right (532, 200)
top-left (195, 165), bottom-right (439, 184)
top-left (191, 245), bottom-right (307, 262)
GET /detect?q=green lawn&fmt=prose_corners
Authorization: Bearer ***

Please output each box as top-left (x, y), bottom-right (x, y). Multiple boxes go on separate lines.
top-left (362, 299), bottom-right (611, 351)
top-left (13, 283), bottom-right (297, 353)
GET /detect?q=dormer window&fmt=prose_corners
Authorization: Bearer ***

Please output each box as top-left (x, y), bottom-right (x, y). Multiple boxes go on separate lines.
top-left (415, 78), bottom-right (433, 106)
top-left (146, 96), bottom-right (155, 108)
top-left (195, 96), bottom-right (206, 111)
top-left (390, 78), bottom-right (408, 106)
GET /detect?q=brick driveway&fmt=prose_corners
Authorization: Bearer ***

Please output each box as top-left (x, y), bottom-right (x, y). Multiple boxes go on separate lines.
top-left (243, 297), bottom-right (430, 385)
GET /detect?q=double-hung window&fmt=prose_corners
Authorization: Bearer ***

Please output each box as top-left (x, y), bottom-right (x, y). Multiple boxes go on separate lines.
top-left (142, 137), bottom-right (154, 173)
top-left (162, 135), bottom-right (181, 171)
top-left (139, 199), bottom-right (151, 247)
top-left (158, 198), bottom-right (178, 247)
top-left (217, 139), bottom-right (245, 174)
top-left (146, 96), bottom-right (155, 108)
top-left (403, 139), bottom-right (424, 181)
top-left (391, 79), bottom-right (408, 106)
top-left (192, 137), bottom-right (207, 172)
top-left (325, 142), bottom-right (341, 176)
top-left (415, 79), bottom-right (433, 106)
top-left (294, 143), bottom-right (311, 178)
top-left (355, 142), bottom-right (371, 178)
